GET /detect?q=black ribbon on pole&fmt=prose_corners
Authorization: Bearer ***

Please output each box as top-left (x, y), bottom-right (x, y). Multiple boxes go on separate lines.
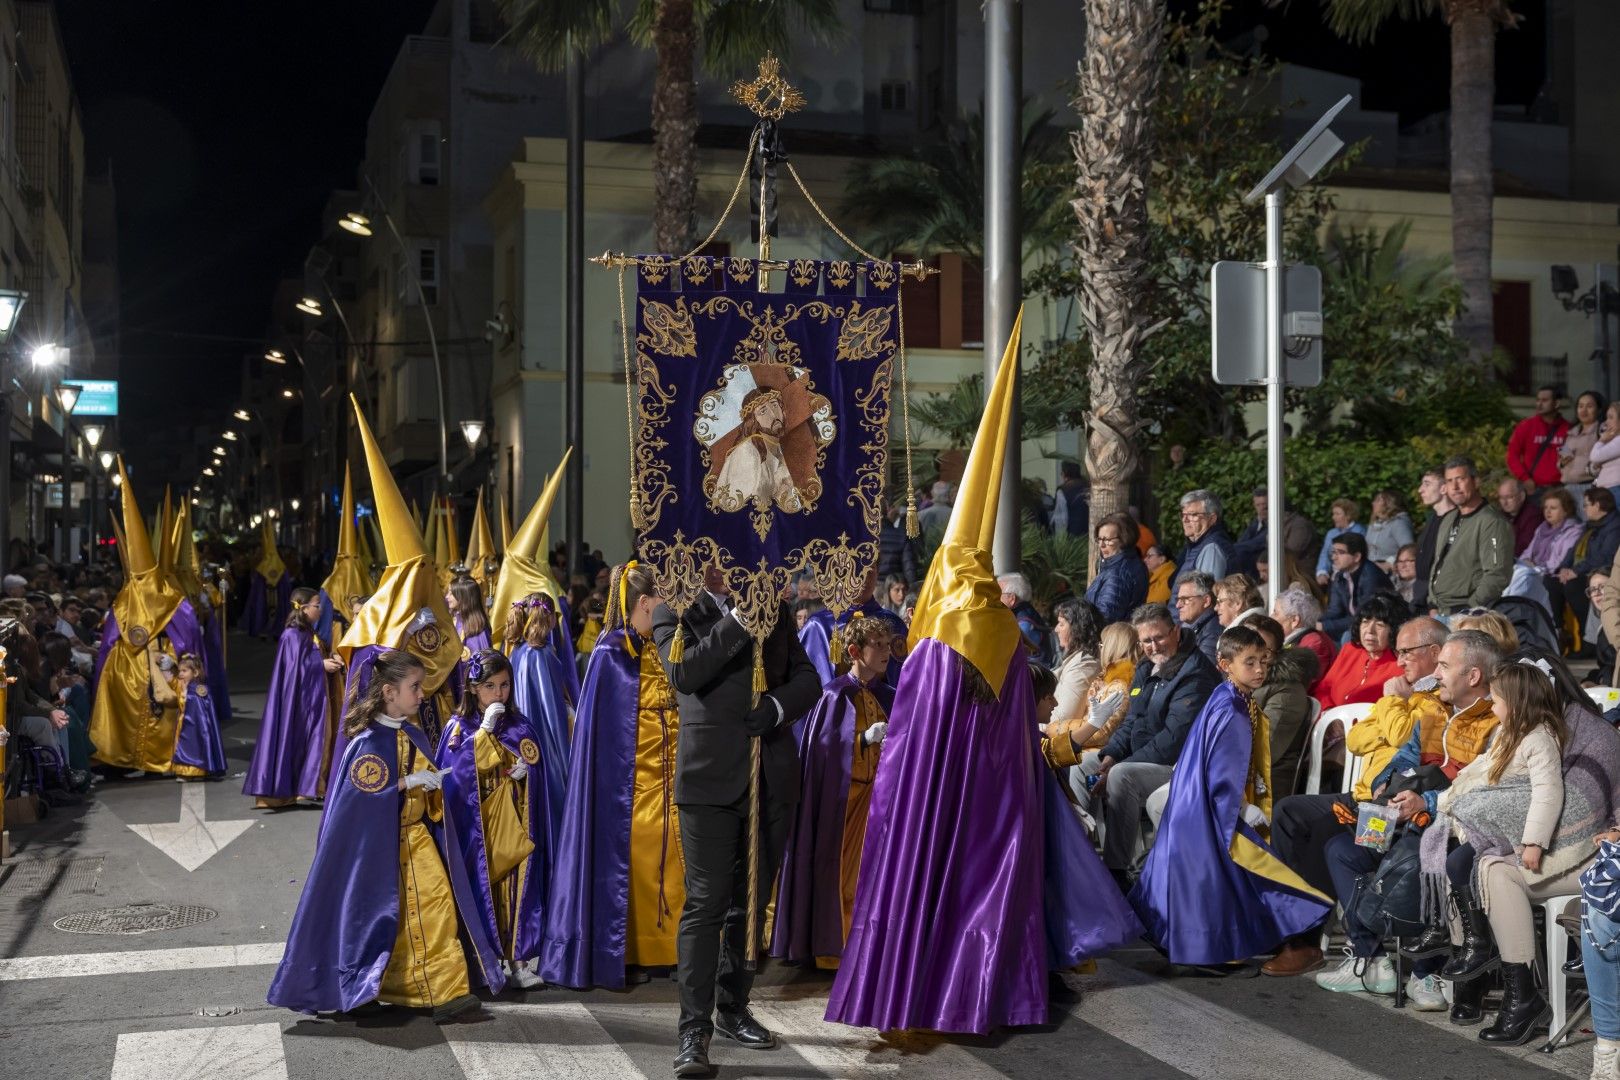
top-left (749, 120), bottom-right (785, 243)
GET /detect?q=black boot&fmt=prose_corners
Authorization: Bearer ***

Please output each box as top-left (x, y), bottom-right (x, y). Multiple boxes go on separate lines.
top-left (1440, 887), bottom-right (1498, 982)
top-left (1449, 975), bottom-right (1486, 1026)
top-left (1478, 962), bottom-right (1551, 1045)
top-left (1399, 917), bottom-right (1452, 960)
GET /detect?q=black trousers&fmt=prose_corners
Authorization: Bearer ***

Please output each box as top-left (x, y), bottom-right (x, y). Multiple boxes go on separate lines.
top-left (675, 788), bottom-right (792, 1034)
top-left (1271, 792), bottom-right (1356, 899)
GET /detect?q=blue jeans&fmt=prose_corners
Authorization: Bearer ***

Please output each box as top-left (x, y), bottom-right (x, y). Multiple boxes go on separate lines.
top-left (1323, 829), bottom-right (1459, 977)
top-left (1583, 902), bottom-right (1620, 1040)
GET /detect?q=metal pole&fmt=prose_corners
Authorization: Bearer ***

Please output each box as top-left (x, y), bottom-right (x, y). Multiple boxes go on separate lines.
top-left (0, 382), bottom-right (9, 573)
top-left (1264, 190), bottom-right (1285, 610)
top-left (564, 48), bottom-right (585, 578)
top-left (985, 0), bottom-right (1022, 574)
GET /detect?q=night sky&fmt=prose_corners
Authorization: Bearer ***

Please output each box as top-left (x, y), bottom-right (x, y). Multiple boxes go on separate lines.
top-left (53, 0), bottom-right (1545, 479)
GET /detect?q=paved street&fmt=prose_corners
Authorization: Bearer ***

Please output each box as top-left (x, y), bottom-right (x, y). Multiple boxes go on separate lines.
top-left (0, 633), bottom-right (1605, 1080)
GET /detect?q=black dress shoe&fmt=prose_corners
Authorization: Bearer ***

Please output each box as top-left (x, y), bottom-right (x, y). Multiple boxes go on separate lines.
top-left (673, 1028), bottom-right (714, 1078)
top-left (715, 1007), bottom-right (778, 1049)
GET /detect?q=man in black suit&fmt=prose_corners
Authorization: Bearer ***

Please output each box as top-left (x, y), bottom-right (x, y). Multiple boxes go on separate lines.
top-left (653, 567), bottom-right (819, 1078)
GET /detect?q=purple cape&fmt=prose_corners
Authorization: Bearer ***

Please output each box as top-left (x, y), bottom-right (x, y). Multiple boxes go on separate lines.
top-left (540, 629), bottom-right (642, 988)
top-left (333, 645), bottom-right (450, 773)
top-left (243, 627), bottom-right (332, 800)
top-left (773, 672), bottom-right (894, 964)
top-left (244, 573), bottom-right (293, 638)
top-left (833, 601), bottom-right (907, 686)
top-left (267, 721), bottom-right (473, 1013)
top-left (512, 641), bottom-right (572, 841)
top-left (1129, 681), bottom-right (1331, 965)
top-left (552, 597), bottom-right (580, 703)
top-left (199, 613), bottom-right (232, 721)
top-left (798, 612), bottom-right (837, 690)
top-left (438, 709), bottom-right (552, 987)
top-left (825, 639), bottom-right (1142, 1034)
top-left (172, 685), bottom-right (227, 775)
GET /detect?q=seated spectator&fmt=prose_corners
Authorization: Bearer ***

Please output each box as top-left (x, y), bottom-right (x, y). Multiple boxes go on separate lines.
top-left (1548, 486), bottom-right (1620, 637)
top-left (1085, 513), bottom-right (1148, 624)
top-left (1365, 490), bottom-right (1415, 574)
top-left (1592, 571), bottom-right (1616, 681)
top-left (1497, 476), bottom-right (1541, 557)
top-left (1076, 603), bottom-right (1220, 885)
top-left (1590, 401), bottom-right (1620, 503)
top-left (1392, 543), bottom-right (1421, 605)
top-left (1255, 547), bottom-right (1321, 601)
top-left (1428, 455), bottom-right (1516, 614)
top-left (1044, 596), bottom-right (1103, 752)
top-left (1272, 584), bottom-right (1336, 685)
top-left (1248, 614), bottom-right (1320, 795)
top-left (1315, 498), bottom-right (1367, 586)
top-left (1431, 650), bottom-right (1620, 1039)
top-left (1173, 570), bottom-right (1221, 663)
top-left (1320, 532), bottom-right (1392, 642)
top-left (1143, 544), bottom-right (1175, 604)
top-left (1045, 619), bottom-right (1139, 770)
top-left (1172, 489), bottom-right (1235, 596)
top-left (1307, 631), bottom-right (1503, 1003)
top-left (1519, 486), bottom-right (1584, 577)
top-left (1449, 608), bottom-right (1521, 655)
top-left (0, 619), bottom-right (86, 798)
top-left (1213, 573), bottom-right (1264, 629)
top-left (998, 572), bottom-right (1056, 667)
top-left (1313, 593), bottom-right (1407, 711)
top-left (1231, 488), bottom-right (1316, 578)
top-left (1558, 389), bottom-right (1604, 512)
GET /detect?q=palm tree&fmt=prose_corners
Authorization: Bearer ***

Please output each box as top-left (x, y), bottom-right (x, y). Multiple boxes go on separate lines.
top-left (1071, 0), bottom-right (1166, 549)
top-left (840, 106), bottom-right (1071, 267)
top-left (497, 0), bottom-right (842, 253)
top-left (1314, 0), bottom-right (1519, 364)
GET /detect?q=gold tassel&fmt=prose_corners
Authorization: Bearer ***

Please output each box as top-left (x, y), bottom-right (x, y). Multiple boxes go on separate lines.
top-left (905, 492), bottom-right (920, 539)
top-left (752, 639), bottom-right (767, 695)
top-left (668, 623), bottom-right (685, 663)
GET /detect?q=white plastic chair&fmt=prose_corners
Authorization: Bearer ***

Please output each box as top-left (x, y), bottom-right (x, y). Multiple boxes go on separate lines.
top-left (1587, 686), bottom-right (1620, 711)
top-left (1541, 893), bottom-right (1583, 1050)
top-left (1303, 702), bottom-right (1375, 795)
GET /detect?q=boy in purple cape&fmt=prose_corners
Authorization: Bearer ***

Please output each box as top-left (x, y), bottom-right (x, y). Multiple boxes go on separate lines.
top-left (268, 649), bottom-right (487, 1022)
top-left (1129, 624), bottom-right (1332, 966)
top-left (438, 648), bottom-right (550, 990)
top-left (773, 615), bottom-right (894, 967)
top-left (827, 310), bottom-right (1142, 1035)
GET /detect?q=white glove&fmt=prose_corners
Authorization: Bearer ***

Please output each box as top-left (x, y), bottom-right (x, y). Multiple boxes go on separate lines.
top-left (1088, 690), bottom-right (1125, 727)
top-left (480, 701), bottom-right (506, 733)
top-left (1241, 802), bottom-right (1269, 829)
top-left (403, 768), bottom-right (441, 792)
top-left (508, 760), bottom-right (529, 782)
top-left (863, 721), bottom-right (888, 746)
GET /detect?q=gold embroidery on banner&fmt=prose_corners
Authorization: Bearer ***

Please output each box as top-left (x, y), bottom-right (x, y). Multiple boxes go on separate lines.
top-left (805, 534), bottom-right (877, 614)
top-left (789, 259), bottom-right (818, 288)
top-left (865, 261), bottom-right (898, 292)
top-left (826, 260), bottom-right (855, 290)
top-left (726, 257), bottom-right (756, 284)
top-left (682, 257), bottom-right (714, 287)
top-left (641, 298), bottom-right (698, 358)
top-left (640, 256), bottom-right (672, 286)
top-left (632, 349), bottom-right (678, 527)
top-left (835, 303), bottom-right (895, 363)
top-left (849, 357), bottom-right (894, 538)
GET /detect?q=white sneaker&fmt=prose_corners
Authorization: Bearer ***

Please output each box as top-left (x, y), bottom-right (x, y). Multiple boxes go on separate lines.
top-left (508, 961), bottom-right (544, 990)
top-left (1405, 973), bottom-right (1447, 1011)
top-left (1314, 951), bottom-right (1396, 994)
top-left (1592, 1041), bottom-right (1619, 1080)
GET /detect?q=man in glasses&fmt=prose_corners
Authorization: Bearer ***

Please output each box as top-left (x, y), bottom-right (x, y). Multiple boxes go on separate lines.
top-left (1261, 615), bottom-right (1451, 978)
top-left (1171, 489), bottom-right (1235, 597)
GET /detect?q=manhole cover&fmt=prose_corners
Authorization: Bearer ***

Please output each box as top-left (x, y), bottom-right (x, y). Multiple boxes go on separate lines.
top-left (52, 903), bottom-right (217, 936)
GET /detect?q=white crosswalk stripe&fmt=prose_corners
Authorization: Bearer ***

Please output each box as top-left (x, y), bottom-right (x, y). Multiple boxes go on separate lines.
top-left (442, 1001), bottom-right (650, 1080)
top-left (109, 1022), bottom-right (287, 1080)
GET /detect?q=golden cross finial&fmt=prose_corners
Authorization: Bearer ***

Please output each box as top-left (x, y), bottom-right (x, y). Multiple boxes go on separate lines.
top-left (729, 53), bottom-right (806, 121)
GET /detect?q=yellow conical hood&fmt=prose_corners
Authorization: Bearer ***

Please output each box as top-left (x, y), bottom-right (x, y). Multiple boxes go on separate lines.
top-left (490, 448), bottom-right (571, 650)
top-left (411, 499), bottom-right (424, 541)
top-left (111, 509), bottom-right (130, 576)
top-left (466, 488), bottom-right (497, 588)
top-left (109, 456), bottom-right (185, 650)
top-left (256, 518), bottom-right (286, 586)
top-left (157, 487), bottom-right (176, 581)
top-left (359, 512), bottom-right (381, 574)
top-left (339, 396), bottom-right (462, 693)
top-left (497, 493), bottom-right (513, 556)
top-left (351, 394), bottom-right (428, 564)
top-left (321, 462), bottom-right (374, 633)
top-left (172, 498), bottom-right (202, 603)
top-left (907, 307), bottom-right (1024, 697)
top-left (446, 499), bottom-right (462, 569)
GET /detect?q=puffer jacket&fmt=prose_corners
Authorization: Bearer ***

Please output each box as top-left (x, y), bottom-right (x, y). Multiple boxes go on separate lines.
top-left (1252, 645), bottom-right (1321, 796)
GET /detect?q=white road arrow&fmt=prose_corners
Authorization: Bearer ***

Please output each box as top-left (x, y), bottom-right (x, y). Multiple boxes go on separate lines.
top-left (125, 783), bottom-right (255, 872)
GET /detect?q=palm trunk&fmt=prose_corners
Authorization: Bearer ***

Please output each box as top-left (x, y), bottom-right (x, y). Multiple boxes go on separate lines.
top-left (1448, 4), bottom-right (1497, 363)
top-left (651, 0), bottom-right (697, 254)
top-left (1072, 0), bottom-right (1164, 574)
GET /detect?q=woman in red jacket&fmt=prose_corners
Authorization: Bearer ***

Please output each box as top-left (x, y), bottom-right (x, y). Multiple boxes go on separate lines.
top-left (1313, 592), bottom-right (1406, 711)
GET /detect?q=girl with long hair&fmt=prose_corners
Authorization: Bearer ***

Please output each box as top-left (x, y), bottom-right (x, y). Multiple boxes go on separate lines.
top-left (269, 649), bottom-right (483, 1023)
top-left (447, 576), bottom-right (491, 653)
top-left (438, 647), bottom-right (550, 991)
top-left (541, 562), bottom-right (686, 988)
top-left (244, 587), bottom-right (345, 807)
top-left (168, 651), bottom-right (227, 779)
top-left (508, 592), bottom-right (573, 838)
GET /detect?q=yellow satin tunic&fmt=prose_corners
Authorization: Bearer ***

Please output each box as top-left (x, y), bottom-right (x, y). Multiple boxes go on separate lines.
top-left (378, 728), bottom-right (470, 1008)
top-left (818, 686), bottom-right (884, 969)
top-left (625, 645), bottom-right (685, 967)
top-left (90, 638), bottom-right (180, 774)
top-left (474, 729), bottom-right (532, 958)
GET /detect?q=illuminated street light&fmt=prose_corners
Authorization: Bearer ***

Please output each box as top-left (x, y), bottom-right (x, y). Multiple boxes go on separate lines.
top-left (55, 383), bottom-right (81, 415)
top-left (265, 349), bottom-right (287, 364)
top-left (222, 431), bottom-right (237, 441)
top-left (459, 419), bottom-right (485, 451)
top-left (290, 497), bottom-right (301, 511)
top-left (82, 423), bottom-right (104, 449)
top-left (295, 297), bottom-right (323, 317)
top-left (338, 211), bottom-right (373, 236)
top-left (202, 467), bottom-right (216, 477)
top-left (211, 445), bottom-right (226, 456)
top-left (233, 409), bottom-right (251, 422)
top-left (31, 343), bottom-right (65, 368)
top-left (98, 450), bottom-right (114, 471)
top-left (281, 388), bottom-right (296, 399)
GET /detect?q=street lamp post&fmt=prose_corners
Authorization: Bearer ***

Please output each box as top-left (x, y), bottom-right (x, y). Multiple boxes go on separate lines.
top-left (0, 288), bottom-right (28, 564)
top-left (53, 381), bottom-right (80, 564)
top-left (81, 422), bottom-right (103, 561)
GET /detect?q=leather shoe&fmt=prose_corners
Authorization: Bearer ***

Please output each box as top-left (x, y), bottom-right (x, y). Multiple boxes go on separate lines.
top-left (673, 1028), bottom-right (714, 1078)
top-left (715, 1007), bottom-right (778, 1049)
top-left (1261, 942), bottom-right (1324, 977)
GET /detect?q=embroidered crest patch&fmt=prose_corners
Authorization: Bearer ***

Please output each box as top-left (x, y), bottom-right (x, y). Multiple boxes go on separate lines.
top-left (518, 737), bottom-right (541, 765)
top-left (349, 753), bottom-right (390, 793)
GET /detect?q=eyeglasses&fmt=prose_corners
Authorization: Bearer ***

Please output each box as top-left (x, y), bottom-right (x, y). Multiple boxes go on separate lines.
top-left (1589, 586), bottom-right (1608, 598)
top-left (1173, 595), bottom-right (1202, 606)
top-left (1395, 643), bottom-right (1441, 659)
top-left (1180, 511), bottom-right (1208, 520)
top-left (1096, 534), bottom-right (1122, 546)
